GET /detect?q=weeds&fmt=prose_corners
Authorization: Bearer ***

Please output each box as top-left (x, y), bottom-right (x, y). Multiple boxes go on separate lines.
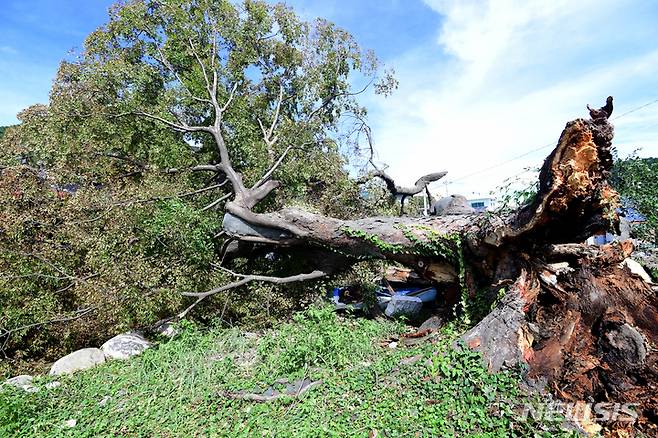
top-left (1, 306), bottom-right (572, 437)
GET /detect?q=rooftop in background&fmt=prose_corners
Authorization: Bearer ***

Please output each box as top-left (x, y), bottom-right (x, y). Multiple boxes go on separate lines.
top-left (467, 197), bottom-right (496, 213)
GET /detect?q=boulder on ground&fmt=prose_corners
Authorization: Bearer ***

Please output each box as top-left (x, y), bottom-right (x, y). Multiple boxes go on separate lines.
top-left (101, 332), bottom-right (151, 360)
top-left (153, 320), bottom-right (180, 338)
top-left (418, 315), bottom-right (445, 332)
top-left (3, 375), bottom-right (39, 392)
top-left (49, 348), bottom-right (106, 376)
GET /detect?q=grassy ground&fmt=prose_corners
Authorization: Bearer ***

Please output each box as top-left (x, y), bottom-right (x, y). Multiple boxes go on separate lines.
top-left (1, 306), bottom-right (573, 437)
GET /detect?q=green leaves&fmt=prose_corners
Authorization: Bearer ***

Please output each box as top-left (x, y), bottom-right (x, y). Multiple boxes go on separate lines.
top-left (258, 304), bottom-right (397, 375)
top-left (612, 154), bottom-right (658, 243)
top-left (75, 0), bottom-right (388, 202)
top-left (141, 199), bottom-right (217, 266)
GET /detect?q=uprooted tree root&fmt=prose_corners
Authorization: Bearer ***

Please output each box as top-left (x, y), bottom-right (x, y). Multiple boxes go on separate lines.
top-left (464, 242), bottom-right (657, 434)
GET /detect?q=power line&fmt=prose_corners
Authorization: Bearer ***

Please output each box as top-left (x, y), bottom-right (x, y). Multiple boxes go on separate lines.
top-left (611, 98), bottom-right (658, 120)
top-left (447, 141), bottom-right (553, 184)
top-left (443, 97), bottom-right (658, 186)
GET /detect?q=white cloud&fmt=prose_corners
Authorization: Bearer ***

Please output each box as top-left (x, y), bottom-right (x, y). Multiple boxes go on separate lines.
top-left (366, 0), bottom-right (658, 198)
top-left (0, 46), bottom-right (18, 55)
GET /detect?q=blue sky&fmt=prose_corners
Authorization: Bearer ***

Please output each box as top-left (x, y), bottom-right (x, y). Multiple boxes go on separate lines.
top-left (1, 0), bottom-right (657, 196)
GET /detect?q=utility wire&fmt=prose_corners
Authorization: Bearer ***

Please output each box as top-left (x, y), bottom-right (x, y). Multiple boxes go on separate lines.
top-left (446, 141), bottom-right (554, 184)
top-left (611, 98), bottom-right (658, 121)
top-left (443, 97), bottom-right (658, 186)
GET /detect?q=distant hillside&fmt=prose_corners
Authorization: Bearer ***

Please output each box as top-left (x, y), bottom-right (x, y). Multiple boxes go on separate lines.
top-left (0, 126), bottom-right (7, 139)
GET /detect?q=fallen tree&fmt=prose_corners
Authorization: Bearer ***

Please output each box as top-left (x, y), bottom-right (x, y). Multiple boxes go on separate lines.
top-left (190, 102), bottom-right (657, 432)
top-left (42, 2), bottom-right (655, 433)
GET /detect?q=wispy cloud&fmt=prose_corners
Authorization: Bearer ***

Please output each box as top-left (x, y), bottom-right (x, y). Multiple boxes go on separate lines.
top-left (366, 0), bottom-right (658, 197)
top-left (0, 45), bottom-right (18, 55)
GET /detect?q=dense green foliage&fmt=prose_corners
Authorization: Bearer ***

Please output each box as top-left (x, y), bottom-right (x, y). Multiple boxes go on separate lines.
top-left (612, 155), bottom-right (658, 243)
top-left (0, 125), bottom-right (8, 138)
top-left (0, 0), bottom-right (397, 374)
top-left (0, 110), bottom-right (227, 370)
top-left (0, 308), bottom-right (571, 437)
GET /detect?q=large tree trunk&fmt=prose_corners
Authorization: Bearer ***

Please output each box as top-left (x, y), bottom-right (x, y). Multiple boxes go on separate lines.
top-left (219, 114), bottom-right (657, 434)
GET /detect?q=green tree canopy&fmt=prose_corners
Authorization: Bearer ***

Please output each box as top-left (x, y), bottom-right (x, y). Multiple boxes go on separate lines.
top-left (612, 154), bottom-right (658, 243)
top-left (48, 0), bottom-right (395, 205)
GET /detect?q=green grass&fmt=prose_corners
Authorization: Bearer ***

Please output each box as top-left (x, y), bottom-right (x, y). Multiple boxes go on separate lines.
top-left (1, 306), bottom-right (573, 437)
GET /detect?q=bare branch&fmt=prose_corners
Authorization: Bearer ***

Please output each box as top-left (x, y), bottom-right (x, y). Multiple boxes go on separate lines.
top-left (210, 134), bottom-right (248, 199)
top-left (0, 307), bottom-right (96, 338)
top-left (257, 31), bottom-right (280, 42)
top-left (225, 203), bottom-right (306, 237)
top-left (169, 182), bottom-right (227, 198)
top-left (1, 284), bottom-right (167, 355)
top-left (151, 33), bottom-right (212, 104)
top-left (191, 164), bottom-right (222, 172)
top-left (182, 269), bottom-right (327, 299)
top-left (362, 170), bottom-right (448, 197)
top-left (133, 111), bottom-right (209, 133)
top-left (188, 37), bottom-right (211, 93)
top-left (306, 79), bottom-right (374, 122)
top-left (257, 84), bottom-right (284, 161)
top-left (111, 182), bottom-right (228, 208)
top-left (220, 83), bottom-right (239, 113)
top-left (246, 180), bottom-right (280, 208)
top-left (177, 297), bottom-right (205, 319)
top-left (201, 192), bottom-right (232, 212)
top-left (357, 169), bottom-right (447, 215)
top-left (210, 24), bottom-right (218, 70)
top-left (177, 269), bottom-right (326, 319)
top-left (269, 84), bottom-right (284, 139)
top-left (252, 145), bottom-right (295, 189)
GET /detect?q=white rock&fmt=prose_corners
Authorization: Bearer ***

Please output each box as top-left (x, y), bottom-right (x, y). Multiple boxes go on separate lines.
top-left (101, 332), bottom-right (151, 360)
top-left (154, 321), bottom-right (180, 338)
top-left (45, 381), bottom-right (61, 389)
top-left (64, 419), bottom-right (77, 428)
top-left (99, 395), bottom-right (111, 406)
top-left (4, 375), bottom-right (32, 387)
top-left (49, 348), bottom-right (106, 376)
top-left (3, 375), bottom-right (39, 392)
top-left (621, 258), bottom-right (653, 284)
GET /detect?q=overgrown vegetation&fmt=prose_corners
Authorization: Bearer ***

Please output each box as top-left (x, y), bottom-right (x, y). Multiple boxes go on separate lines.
top-left (0, 307), bottom-right (572, 437)
top-left (612, 154), bottom-right (658, 243)
top-left (0, 0), bottom-right (398, 373)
